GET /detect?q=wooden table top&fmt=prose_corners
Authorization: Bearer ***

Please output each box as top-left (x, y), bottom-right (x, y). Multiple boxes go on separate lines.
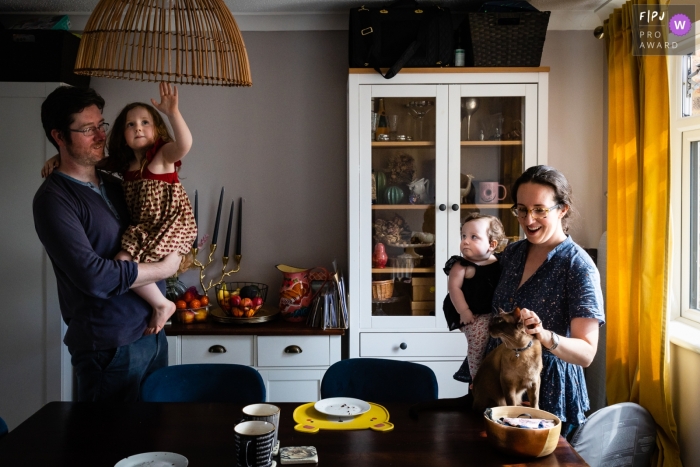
top-left (166, 311), bottom-right (345, 336)
top-left (0, 402), bottom-right (588, 466)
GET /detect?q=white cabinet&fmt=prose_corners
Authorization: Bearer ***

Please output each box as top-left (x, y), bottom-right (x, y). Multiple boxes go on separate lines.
top-left (167, 327), bottom-right (341, 403)
top-left (347, 68), bottom-right (549, 398)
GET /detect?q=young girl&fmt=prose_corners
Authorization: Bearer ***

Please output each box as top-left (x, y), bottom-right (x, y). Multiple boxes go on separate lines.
top-left (43, 83), bottom-right (197, 335)
top-left (443, 213), bottom-right (505, 383)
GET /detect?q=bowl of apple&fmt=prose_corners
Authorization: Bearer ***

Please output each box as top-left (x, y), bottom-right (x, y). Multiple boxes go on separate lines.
top-left (215, 282), bottom-right (268, 318)
top-left (172, 287), bottom-right (211, 324)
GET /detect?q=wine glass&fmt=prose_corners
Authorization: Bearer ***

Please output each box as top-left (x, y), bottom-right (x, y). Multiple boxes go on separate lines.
top-left (406, 101), bottom-right (434, 141)
top-left (388, 115), bottom-right (399, 140)
top-left (462, 98), bottom-right (480, 141)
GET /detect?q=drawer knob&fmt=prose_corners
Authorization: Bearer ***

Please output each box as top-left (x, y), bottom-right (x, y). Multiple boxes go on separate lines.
top-left (439, 204), bottom-right (446, 211)
top-left (284, 345), bottom-right (303, 354)
top-left (208, 345), bottom-right (227, 353)
top-left (399, 342), bottom-right (408, 350)
top-left (452, 204), bottom-right (459, 211)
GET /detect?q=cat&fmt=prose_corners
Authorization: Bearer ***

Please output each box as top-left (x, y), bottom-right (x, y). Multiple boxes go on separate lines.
top-left (410, 307), bottom-right (542, 417)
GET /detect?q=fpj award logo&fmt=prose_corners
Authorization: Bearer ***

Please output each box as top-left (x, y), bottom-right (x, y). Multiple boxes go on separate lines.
top-left (633, 5), bottom-right (695, 55)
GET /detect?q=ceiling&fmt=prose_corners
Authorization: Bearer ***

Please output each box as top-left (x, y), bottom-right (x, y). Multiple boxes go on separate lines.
top-left (0, 0), bottom-right (623, 30)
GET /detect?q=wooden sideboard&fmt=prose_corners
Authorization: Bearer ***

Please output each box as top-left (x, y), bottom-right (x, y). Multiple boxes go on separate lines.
top-left (165, 315), bottom-right (343, 403)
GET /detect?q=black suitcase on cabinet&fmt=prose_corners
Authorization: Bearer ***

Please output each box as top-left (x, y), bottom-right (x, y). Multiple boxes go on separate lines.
top-left (349, 0), bottom-right (453, 79)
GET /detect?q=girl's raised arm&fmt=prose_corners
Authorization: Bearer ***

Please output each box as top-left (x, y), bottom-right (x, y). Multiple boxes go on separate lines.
top-left (151, 82), bottom-right (192, 165)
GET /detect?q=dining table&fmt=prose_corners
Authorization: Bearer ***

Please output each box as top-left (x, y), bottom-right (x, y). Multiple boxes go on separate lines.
top-left (0, 401), bottom-right (589, 466)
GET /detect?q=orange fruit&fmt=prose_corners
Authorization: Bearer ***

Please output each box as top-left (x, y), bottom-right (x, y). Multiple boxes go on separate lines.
top-left (175, 300), bottom-right (187, 309)
top-left (183, 291), bottom-right (195, 303)
top-left (189, 299), bottom-right (202, 309)
top-left (200, 296), bottom-right (209, 306)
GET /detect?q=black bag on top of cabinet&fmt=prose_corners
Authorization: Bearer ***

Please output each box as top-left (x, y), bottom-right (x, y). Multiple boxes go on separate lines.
top-left (349, 0), bottom-right (453, 79)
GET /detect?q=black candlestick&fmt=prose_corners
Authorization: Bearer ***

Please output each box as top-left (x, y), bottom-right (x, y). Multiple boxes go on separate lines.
top-left (212, 187), bottom-right (224, 245)
top-left (223, 200), bottom-right (234, 257)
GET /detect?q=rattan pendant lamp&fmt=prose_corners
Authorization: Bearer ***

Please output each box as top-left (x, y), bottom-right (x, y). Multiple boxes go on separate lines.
top-left (74, 0), bottom-right (252, 86)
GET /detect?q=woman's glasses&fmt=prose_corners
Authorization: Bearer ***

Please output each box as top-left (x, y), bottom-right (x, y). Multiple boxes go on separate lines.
top-left (510, 204), bottom-right (560, 219)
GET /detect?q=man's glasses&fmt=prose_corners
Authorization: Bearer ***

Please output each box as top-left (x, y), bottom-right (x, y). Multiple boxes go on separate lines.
top-left (510, 204), bottom-right (561, 219)
top-left (69, 122), bottom-right (110, 137)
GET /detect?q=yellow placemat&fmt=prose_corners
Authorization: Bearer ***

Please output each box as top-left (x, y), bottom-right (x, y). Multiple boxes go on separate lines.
top-left (293, 402), bottom-right (394, 433)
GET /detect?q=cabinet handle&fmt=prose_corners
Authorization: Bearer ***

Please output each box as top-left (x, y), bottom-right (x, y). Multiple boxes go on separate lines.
top-left (284, 345), bottom-right (303, 354)
top-left (208, 345), bottom-right (227, 353)
top-left (399, 342), bottom-right (408, 350)
top-left (451, 204), bottom-right (459, 211)
top-left (439, 204), bottom-right (446, 211)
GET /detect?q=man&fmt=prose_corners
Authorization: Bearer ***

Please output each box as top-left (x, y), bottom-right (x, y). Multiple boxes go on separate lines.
top-left (34, 85), bottom-right (180, 401)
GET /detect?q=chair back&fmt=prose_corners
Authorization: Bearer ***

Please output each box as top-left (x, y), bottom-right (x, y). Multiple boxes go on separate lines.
top-left (570, 402), bottom-right (657, 467)
top-left (0, 416), bottom-right (8, 439)
top-left (141, 363), bottom-right (266, 403)
top-left (320, 358), bottom-right (438, 403)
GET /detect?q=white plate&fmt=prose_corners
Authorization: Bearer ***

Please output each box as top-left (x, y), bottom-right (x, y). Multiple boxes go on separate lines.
top-left (314, 397), bottom-right (371, 417)
top-left (115, 452), bottom-right (188, 467)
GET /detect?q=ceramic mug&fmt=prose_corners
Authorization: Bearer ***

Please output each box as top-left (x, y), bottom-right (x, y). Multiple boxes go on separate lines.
top-left (234, 420), bottom-right (276, 467)
top-left (242, 404), bottom-right (281, 454)
top-left (477, 181), bottom-right (507, 204)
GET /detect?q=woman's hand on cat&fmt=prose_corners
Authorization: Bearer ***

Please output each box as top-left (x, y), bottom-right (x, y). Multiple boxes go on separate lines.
top-left (519, 307), bottom-right (544, 336)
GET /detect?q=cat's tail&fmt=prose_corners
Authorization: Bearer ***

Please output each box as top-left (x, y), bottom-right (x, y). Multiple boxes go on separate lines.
top-left (409, 393), bottom-right (474, 419)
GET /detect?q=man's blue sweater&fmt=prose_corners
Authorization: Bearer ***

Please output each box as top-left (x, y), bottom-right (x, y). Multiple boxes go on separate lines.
top-left (33, 171), bottom-right (162, 352)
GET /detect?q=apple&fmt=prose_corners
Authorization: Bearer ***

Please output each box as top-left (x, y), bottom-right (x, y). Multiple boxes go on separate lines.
top-left (230, 295), bottom-right (242, 307)
top-left (194, 309), bottom-right (208, 322)
top-left (179, 310), bottom-right (195, 324)
top-left (251, 297), bottom-right (263, 308)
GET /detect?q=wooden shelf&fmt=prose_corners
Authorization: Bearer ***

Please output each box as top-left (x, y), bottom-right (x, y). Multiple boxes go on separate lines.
top-left (373, 204), bottom-right (432, 210)
top-left (372, 141), bottom-right (434, 148)
top-left (372, 204), bottom-right (512, 209)
top-left (372, 267), bottom-right (435, 274)
top-left (460, 141), bottom-right (521, 146)
top-left (462, 204), bottom-right (513, 209)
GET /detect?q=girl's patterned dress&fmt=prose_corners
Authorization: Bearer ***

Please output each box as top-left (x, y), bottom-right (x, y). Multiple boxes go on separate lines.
top-left (121, 139), bottom-right (197, 263)
top-left (443, 256), bottom-right (502, 382)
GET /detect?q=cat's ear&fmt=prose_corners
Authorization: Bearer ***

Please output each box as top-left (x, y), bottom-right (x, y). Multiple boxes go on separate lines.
top-left (498, 307), bottom-right (507, 315)
top-left (513, 307), bottom-right (522, 320)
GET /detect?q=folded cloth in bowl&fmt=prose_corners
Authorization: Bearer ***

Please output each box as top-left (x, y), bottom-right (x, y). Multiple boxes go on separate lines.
top-left (501, 417), bottom-right (557, 429)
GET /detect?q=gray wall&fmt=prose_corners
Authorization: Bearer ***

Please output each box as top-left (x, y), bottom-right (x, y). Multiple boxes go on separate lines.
top-left (92, 31), bottom-right (350, 299)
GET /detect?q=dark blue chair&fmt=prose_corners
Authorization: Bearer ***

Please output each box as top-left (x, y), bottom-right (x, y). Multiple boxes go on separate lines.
top-left (320, 358), bottom-right (438, 403)
top-left (0, 416), bottom-right (8, 439)
top-left (140, 364), bottom-right (266, 403)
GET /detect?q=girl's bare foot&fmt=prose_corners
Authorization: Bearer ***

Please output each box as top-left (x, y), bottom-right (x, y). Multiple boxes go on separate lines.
top-left (145, 300), bottom-right (176, 335)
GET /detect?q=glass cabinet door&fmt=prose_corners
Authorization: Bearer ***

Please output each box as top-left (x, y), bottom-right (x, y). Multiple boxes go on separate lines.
top-left (363, 85), bottom-right (448, 329)
top-left (447, 84), bottom-right (539, 259)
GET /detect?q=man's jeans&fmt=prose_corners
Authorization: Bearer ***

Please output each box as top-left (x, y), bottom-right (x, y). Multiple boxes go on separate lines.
top-left (71, 329), bottom-right (168, 401)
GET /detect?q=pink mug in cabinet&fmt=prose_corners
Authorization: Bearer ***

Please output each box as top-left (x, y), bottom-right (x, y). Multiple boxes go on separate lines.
top-left (477, 181), bottom-right (507, 204)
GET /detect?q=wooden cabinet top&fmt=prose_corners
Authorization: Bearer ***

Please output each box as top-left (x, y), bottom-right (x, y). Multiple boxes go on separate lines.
top-left (166, 317), bottom-right (345, 336)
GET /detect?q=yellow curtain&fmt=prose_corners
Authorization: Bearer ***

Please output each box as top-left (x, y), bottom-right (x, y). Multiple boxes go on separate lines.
top-left (604, 1), bottom-right (681, 466)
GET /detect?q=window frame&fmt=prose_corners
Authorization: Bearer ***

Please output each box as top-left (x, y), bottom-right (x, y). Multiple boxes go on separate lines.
top-left (670, 26), bottom-right (700, 332)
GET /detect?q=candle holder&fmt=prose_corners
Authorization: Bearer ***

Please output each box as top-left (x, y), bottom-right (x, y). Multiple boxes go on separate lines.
top-left (191, 244), bottom-right (242, 294)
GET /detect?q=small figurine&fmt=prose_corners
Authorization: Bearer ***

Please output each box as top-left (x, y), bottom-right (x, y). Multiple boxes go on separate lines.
top-left (372, 243), bottom-right (388, 268)
top-left (407, 178), bottom-right (430, 204)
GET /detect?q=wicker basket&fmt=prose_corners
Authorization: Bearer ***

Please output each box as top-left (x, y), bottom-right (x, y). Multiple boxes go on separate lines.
top-left (465, 11), bottom-right (550, 67)
top-left (372, 280), bottom-right (394, 300)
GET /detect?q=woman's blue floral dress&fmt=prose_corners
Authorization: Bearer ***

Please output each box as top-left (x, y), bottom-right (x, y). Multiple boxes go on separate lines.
top-left (490, 236), bottom-right (605, 428)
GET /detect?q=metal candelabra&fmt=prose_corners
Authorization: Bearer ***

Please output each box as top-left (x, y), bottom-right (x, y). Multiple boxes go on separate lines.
top-left (191, 245), bottom-right (241, 294)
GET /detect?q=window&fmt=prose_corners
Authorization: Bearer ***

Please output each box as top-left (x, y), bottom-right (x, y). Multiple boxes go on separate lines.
top-left (672, 34), bottom-right (700, 327)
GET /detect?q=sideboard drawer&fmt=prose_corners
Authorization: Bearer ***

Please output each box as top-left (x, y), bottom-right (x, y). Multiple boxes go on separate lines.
top-left (360, 332), bottom-right (466, 358)
top-left (257, 336), bottom-right (330, 367)
top-left (181, 335), bottom-right (254, 365)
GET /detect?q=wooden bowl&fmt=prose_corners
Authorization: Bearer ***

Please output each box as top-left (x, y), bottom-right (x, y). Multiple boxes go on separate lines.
top-left (483, 406), bottom-right (562, 458)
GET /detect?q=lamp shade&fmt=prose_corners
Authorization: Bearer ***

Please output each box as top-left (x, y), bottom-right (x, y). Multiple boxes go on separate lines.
top-left (74, 0), bottom-right (252, 86)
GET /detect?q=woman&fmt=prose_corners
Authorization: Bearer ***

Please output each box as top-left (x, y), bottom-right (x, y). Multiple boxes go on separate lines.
top-left (491, 165), bottom-right (604, 437)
